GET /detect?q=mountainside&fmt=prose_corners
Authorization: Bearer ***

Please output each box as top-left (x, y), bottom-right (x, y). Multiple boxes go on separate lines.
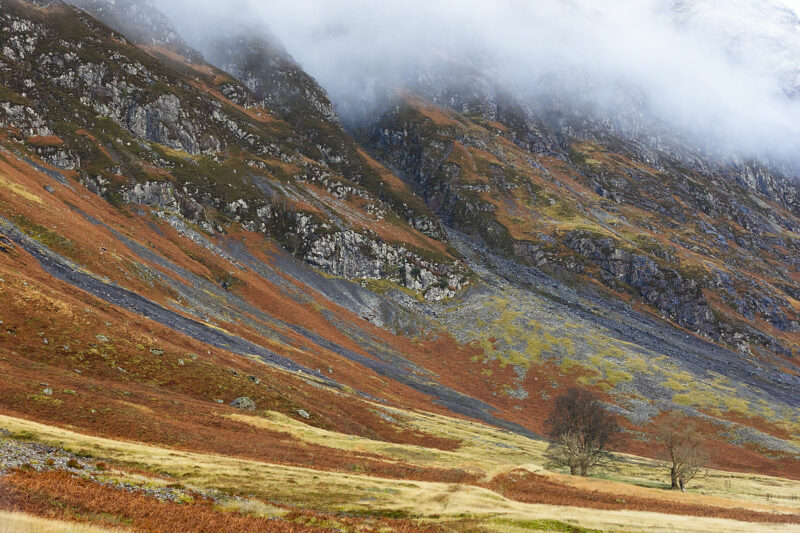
top-left (0, 1), bottom-right (799, 531)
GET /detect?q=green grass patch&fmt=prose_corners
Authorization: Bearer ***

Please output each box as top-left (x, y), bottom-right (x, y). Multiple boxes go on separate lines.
top-left (492, 517), bottom-right (604, 532)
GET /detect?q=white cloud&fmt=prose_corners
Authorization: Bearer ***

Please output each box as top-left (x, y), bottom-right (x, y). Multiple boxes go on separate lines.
top-left (782, 0), bottom-right (800, 15)
top-left (158, 0), bottom-right (800, 166)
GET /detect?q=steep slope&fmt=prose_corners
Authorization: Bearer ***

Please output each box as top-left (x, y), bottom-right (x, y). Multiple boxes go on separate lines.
top-left (70, 0), bottom-right (451, 243)
top-left (2, 0), bottom-right (465, 300)
top-left (0, 0), bottom-right (796, 464)
top-left (351, 91), bottom-right (800, 451)
top-left (0, 1), bottom-right (799, 531)
top-left (0, 0), bottom-right (539, 453)
top-left (357, 89), bottom-right (800, 359)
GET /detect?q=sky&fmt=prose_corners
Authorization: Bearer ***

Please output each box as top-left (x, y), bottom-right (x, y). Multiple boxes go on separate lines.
top-left (157, 0), bottom-right (800, 166)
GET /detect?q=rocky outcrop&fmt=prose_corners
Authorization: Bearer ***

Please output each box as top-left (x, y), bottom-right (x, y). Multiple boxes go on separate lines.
top-left (123, 93), bottom-right (215, 155)
top-left (111, 177), bottom-right (466, 301)
top-left (68, 0), bottom-right (200, 59)
top-left (563, 231), bottom-right (716, 337)
top-left (50, 58), bottom-right (221, 155)
top-left (361, 105), bottom-right (515, 252)
top-left (560, 230), bottom-right (796, 355)
top-left (710, 269), bottom-right (798, 333)
top-left (229, 396), bottom-right (256, 410)
top-left (303, 228), bottom-right (465, 300)
top-left (0, 103), bottom-right (51, 137)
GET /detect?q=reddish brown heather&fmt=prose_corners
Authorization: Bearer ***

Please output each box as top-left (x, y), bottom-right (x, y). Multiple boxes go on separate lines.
top-left (0, 470), bottom-right (443, 533)
top-left (484, 469), bottom-right (800, 524)
top-left (0, 347), bottom-right (475, 483)
top-left (0, 139), bottom-right (799, 484)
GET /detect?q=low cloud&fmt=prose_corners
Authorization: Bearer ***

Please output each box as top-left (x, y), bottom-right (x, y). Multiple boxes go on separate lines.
top-left (158, 0), bottom-right (800, 166)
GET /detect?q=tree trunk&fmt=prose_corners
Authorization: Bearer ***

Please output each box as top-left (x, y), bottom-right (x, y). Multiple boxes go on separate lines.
top-left (569, 465), bottom-right (577, 475)
top-left (580, 464), bottom-right (587, 476)
top-left (670, 468), bottom-right (680, 490)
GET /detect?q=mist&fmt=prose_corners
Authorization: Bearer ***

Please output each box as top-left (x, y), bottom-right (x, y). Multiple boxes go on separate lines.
top-left (156, 0), bottom-right (800, 167)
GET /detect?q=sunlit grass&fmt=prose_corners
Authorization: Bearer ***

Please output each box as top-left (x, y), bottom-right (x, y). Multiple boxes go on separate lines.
top-left (0, 511), bottom-right (122, 533)
top-left (2, 412), bottom-right (799, 532)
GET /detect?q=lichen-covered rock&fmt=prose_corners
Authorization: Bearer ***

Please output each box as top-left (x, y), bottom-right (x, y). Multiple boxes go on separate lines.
top-left (563, 230), bottom-right (716, 335)
top-left (229, 396), bottom-right (256, 410)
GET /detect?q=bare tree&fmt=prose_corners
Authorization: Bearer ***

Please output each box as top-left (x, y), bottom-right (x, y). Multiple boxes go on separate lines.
top-left (544, 388), bottom-right (619, 476)
top-left (653, 411), bottom-right (709, 490)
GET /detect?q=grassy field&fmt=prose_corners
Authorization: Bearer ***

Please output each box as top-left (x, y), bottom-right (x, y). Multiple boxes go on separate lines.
top-left (2, 410), bottom-right (800, 532)
top-left (0, 511), bottom-right (121, 533)
top-left (230, 405), bottom-right (800, 511)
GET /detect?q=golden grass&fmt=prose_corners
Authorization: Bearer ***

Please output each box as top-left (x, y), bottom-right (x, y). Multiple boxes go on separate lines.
top-left (214, 499), bottom-right (287, 519)
top-left (229, 409), bottom-right (547, 478)
top-left (381, 405), bottom-right (800, 508)
top-left (234, 405), bottom-right (800, 513)
top-left (470, 508), bottom-right (800, 533)
top-left (0, 511), bottom-right (122, 533)
top-left (2, 412), bottom-right (800, 532)
top-left (1, 413), bottom-right (489, 511)
top-left (0, 174), bottom-right (43, 205)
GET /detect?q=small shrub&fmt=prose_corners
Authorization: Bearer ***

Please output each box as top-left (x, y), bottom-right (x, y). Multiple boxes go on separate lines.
top-left (66, 458), bottom-right (82, 469)
top-left (95, 462), bottom-right (107, 471)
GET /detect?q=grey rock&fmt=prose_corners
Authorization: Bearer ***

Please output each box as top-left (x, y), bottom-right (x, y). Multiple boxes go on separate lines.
top-left (230, 396), bottom-right (256, 410)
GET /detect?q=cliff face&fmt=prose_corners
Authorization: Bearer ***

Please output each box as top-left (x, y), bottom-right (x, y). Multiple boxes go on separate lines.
top-left (0, 0), bottom-right (798, 492)
top-left (356, 89), bottom-right (800, 358)
top-left (1, 0), bottom-right (464, 300)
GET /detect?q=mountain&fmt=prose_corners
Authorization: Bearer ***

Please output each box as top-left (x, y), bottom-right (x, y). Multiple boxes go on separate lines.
top-left (0, 1), bottom-right (799, 531)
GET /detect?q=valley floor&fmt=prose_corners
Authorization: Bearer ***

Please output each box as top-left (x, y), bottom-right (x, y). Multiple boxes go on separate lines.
top-left (1, 411), bottom-right (799, 532)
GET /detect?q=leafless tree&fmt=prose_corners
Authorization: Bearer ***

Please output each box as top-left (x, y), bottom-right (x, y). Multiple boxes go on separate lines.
top-left (544, 388), bottom-right (619, 476)
top-left (653, 411), bottom-right (709, 490)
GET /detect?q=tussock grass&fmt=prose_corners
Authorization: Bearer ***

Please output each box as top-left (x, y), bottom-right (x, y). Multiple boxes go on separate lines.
top-left (0, 174), bottom-right (44, 205)
top-left (229, 409), bottom-right (546, 477)
top-left (381, 405), bottom-right (800, 508)
top-left (2, 413), bottom-right (800, 532)
top-left (0, 511), bottom-right (121, 533)
top-left (472, 507), bottom-right (800, 533)
top-left (214, 498), bottom-right (287, 519)
top-left (242, 404), bottom-right (800, 511)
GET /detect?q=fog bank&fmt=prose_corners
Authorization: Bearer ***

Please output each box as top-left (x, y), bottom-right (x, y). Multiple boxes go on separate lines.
top-left (158, 0), bottom-right (800, 165)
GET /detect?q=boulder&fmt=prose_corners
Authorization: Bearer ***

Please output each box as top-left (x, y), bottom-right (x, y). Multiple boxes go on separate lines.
top-left (230, 396), bottom-right (256, 410)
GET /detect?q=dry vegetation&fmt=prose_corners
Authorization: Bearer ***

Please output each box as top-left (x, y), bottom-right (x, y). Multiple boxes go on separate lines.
top-left (485, 469), bottom-right (800, 524)
top-left (0, 470), bottom-right (443, 533)
top-left (2, 410), bottom-right (800, 532)
top-left (0, 510), bottom-right (119, 533)
top-left (0, 44), bottom-right (797, 531)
